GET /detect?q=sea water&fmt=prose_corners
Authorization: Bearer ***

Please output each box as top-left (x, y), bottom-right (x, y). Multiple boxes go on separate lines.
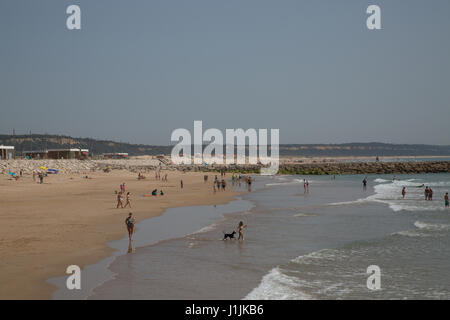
top-left (76, 173), bottom-right (450, 300)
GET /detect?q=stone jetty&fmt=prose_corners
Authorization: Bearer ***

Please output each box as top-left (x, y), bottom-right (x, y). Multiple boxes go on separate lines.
top-left (1, 159), bottom-right (449, 175)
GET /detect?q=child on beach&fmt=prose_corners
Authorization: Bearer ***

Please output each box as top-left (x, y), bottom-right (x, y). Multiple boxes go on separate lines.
top-left (237, 221), bottom-right (247, 241)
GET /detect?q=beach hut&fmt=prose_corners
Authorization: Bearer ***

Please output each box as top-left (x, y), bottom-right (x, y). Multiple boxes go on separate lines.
top-left (0, 145), bottom-right (15, 160)
top-left (47, 148), bottom-right (89, 160)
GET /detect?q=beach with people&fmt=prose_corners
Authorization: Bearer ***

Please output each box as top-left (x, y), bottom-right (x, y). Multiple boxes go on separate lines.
top-left (0, 167), bottom-right (243, 299)
top-left (55, 172), bottom-right (450, 300)
top-left (1, 158), bottom-right (450, 300)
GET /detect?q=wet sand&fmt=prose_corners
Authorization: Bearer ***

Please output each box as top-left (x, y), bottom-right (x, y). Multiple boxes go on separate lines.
top-left (0, 169), bottom-right (240, 299)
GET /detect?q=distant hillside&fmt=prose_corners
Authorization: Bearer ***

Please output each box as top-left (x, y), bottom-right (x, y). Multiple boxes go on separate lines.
top-left (0, 134), bottom-right (171, 156)
top-left (1, 134), bottom-right (450, 157)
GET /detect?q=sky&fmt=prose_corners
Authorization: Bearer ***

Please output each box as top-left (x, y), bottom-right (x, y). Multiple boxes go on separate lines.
top-left (0, 0), bottom-right (449, 145)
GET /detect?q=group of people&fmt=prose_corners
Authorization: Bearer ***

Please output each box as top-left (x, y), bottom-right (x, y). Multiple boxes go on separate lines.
top-left (116, 183), bottom-right (132, 209)
top-left (231, 174), bottom-right (253, 191)
top-left (424, 186), bottom-right (434, 201)
top-left (213, 175), bottom-right (227, 192)
top-left (137, 172), bottom-right (146, 180)
top-left (155, 172), bottom-right (168, 182)
top-left (32, 171), bottom-right (45, 184)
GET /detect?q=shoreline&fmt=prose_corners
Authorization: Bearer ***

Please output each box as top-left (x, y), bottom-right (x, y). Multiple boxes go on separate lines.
top-left (0, 169), bottom-right (244, 299)
top-left (48, 197), bottom-right (254, 299)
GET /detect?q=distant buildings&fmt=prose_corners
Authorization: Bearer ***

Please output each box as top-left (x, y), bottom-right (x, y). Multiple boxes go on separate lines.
top-left (23, 148), bottom-right (89, 160)
top-left (0, 145), bottom-right (15, 160)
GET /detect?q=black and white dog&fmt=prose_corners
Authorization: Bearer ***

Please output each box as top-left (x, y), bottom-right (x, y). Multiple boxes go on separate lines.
top-left (223, 230), bottom-right (236, 240)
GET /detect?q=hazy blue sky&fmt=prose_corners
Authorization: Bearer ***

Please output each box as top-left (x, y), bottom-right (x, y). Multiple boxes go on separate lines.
top-left (1, 0), bottom-right (449, 145)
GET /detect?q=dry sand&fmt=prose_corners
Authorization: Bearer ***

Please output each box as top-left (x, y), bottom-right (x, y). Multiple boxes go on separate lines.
top-left (0, 169), bottom-right (240, 299)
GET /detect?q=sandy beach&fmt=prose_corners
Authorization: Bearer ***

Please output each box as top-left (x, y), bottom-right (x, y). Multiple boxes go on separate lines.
top-left (0, 169), bottom-right (240, 299)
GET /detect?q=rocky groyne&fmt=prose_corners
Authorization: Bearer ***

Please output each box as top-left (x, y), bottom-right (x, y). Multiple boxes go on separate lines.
top-left (1, 159), bottom-right (449, 175)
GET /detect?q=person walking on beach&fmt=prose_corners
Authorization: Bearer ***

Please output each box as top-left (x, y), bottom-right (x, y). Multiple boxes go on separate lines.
top-left (402, 187), bottom-right (406, 199)
top-left (237, 221), bottom-right (247, 241)
top-left (124, 192), bottom-right (132, 208)
top-left (125, 213), bottom-right (136, 241)
top-left (221, 179), bottom-right (226, 191)
top-left (117, 192), bottom-right (124, 209)
top-left (180, 179), bottom-right (183, 189)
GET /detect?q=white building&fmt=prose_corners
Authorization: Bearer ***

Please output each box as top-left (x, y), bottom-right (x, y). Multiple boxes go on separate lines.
top-left (0, 145), bottom-right (15, 160)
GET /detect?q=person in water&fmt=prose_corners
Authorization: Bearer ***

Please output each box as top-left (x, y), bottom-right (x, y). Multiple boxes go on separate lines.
top-left (125, 213), bottom-right (136, 241)
top-left (445, 193), bottom-right (449, 208)
top-left (402, 187), bottom-right (406, 199)
top-left (237, 221), bottom-right (247, 241)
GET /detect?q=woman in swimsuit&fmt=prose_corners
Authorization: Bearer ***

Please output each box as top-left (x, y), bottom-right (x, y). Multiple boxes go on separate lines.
top-left (117, 192), bottom-right (124, 208)
top-left (125, 213), bottom-right (136, 241)
top-left (124, 192), bottom-right (132, 208)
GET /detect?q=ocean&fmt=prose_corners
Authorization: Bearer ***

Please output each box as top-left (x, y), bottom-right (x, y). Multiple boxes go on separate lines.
top-left (49, 173), bottom-right (450, 300)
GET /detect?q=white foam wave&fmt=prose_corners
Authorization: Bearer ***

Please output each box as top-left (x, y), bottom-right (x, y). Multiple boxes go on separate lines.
top-left (327, 198), bottom-right (373, 206)
top-left (244, 267), bottom-right (313, 300)
top-left (414, 221), bottom-right (450, 231)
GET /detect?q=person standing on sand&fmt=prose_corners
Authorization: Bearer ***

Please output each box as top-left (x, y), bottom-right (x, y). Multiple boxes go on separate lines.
top-left (125, 213), bottom-right (136, 241)
top-left (445, 193), bottom-right (449, 208)
top-left (117, 192), bottom-right (124, 208)
top-left (180, 179), bottom-right (183, 189)
top-left (221, 179), bottom-right (226, 191)
top-left (124, 192), bottom-right (132, 208)
top-left (402, 187), bottom-right (406, 199)
top-left (237, 221), bottom-right (247, 241)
